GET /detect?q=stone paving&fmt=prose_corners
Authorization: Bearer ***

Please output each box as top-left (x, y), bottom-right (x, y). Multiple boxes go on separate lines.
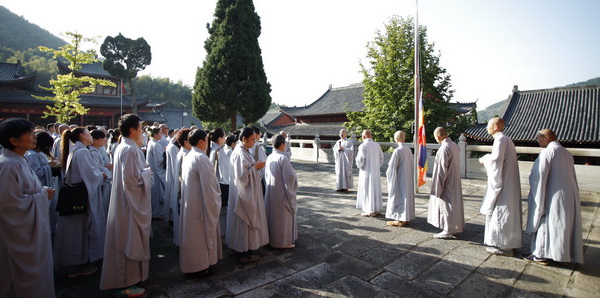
top-left (55, 160), bottom-right (600, 297)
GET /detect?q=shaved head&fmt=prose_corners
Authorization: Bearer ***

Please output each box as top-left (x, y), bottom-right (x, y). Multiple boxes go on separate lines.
top-left (538, 129), bottom-right (557, 142)
top-left (362, 130), bottom-right (372, 139)
top-left (394, 130), bottom-right (406, 142)
top-left (487, 117), bottom-right (505, 135)
top-left (339, 129), bottom-right (347, 139)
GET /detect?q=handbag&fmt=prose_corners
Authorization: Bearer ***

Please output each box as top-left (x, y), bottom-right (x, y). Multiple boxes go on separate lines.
top-left (56, 181), bottom-right (88, 216)
top-left (55, 148), bottom-right (89, 216)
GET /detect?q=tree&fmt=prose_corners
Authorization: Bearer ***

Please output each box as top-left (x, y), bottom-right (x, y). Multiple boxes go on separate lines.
top-left (193, 0), bottom-right (271, 132)
top-left (33, 32), bottom-right (115, 123)
top-left (345, 16), bottom-right (454, 142)
top-left (100, 33), bottom-right (152, 115)
top-left (134, 75), bottom-right (192, 109)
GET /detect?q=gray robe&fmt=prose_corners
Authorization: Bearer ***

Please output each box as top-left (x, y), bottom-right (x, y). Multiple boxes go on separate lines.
top-left (225, 145), bottom-right (269, 252)
top-left (54, 142), bottom-right (105, 266)
top-left (173, 147), bottom-right (191, 246)
top-left (164, 141), bottom-right (179, 220)
top-left (427, 138), bottom-right (464, 234)
top-left (147, 138), bottom-right (166, 218)
top-left (100, 137), bottom-right (153, 290)
top-left (89, 146), bottom-right (112, 219)
top-left (25, 150), bottom-right (58, 233)
top-left (179, 147), bottom-right (223, 273)
top-left (526, 141), bottom-right (583, 263)
top-left (480, 132), bottom-right (522, 249)
top-left (385, 143), bottom-right (415, 222)
top-left (0, 149), bottom-right (55, 298)
top-left (355, 138), bottom-right (384, 213)
top-left (333, 138), bottom-right (354, 189)
top-left (264, 149), bottom-right (298, 248)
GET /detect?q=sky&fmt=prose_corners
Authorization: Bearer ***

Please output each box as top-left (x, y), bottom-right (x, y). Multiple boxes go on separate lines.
top-left (2, 0), bottom-right (599, 110)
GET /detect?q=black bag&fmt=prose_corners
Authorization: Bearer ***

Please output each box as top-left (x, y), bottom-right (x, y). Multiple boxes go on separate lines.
top-left (55, 147), bottom-right (89, 216)
top-left (56, 181), bottom-right (88, 216)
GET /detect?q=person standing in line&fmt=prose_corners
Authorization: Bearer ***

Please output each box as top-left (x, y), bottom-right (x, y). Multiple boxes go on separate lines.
top-left (172, 128), bottom-right (193, 247)
top-left (179, 129), bottom-right (223, 275)
top-left (479, 117), bottom-right (522, 256)
top-left (224, 132), bottom-right (238, 158)
top-left (333, 128), bottom-right (354, 192)
top-left (523, 129), bottom-right (583, 265)
top-left (147, 126), bottom-right (166, 219)
top-left (54, 128), bottom-right (106, 278)
top-left (249, 126), bottom-right (267, 195)
top-left (355, 130), bottom-right (384, 216)
top-left (385, 130), bottom-right (415, 227)
top-left (89, 130), bottom-right (113, 219)
top-left (100, 114), bottom-right (152, 297)
top-left (208, 128), bottom-right (233, 239)
top-left (164, 135), bottom-right (181, 230)
top-left (0, 118), bottom-right (56, 298)
top-left (279, 130), bottom-right (292, 159)
top-left (264, 134), bottom-right (298, 249)
top-left (427, 127), bottom-right (464, 239)
top-left (226, 127), bottom-right (269, 263)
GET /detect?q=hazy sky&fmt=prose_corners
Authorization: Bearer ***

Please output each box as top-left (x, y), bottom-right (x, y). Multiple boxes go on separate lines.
top-left (2, 0), bottom-right (599, 109)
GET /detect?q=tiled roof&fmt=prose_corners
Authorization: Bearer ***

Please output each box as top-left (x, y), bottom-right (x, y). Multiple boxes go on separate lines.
top-left (281, 84), bottom-right (365, 116)
top-left (0, 61), bottom-right (36, 89)
top-left (465, 85), bottom-right (600, 145)
top-left (265, 122), bottom-right (346, 138)
top-left (156, 109), bottom-right (203, 129)
top-left (58, 61), bottom-right (115, 79)
top-left (138, 112), bottom-right (164, 123)
top-left (0, 90), bottom-right (149, 108)
top-left (451, 101), bottom-right (477, 113)
top-left (258, 107), bottom-right (286, 126)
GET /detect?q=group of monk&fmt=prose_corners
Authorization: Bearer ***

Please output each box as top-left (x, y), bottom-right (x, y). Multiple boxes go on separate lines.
top-left (336, 117), bottom-right (583, 266)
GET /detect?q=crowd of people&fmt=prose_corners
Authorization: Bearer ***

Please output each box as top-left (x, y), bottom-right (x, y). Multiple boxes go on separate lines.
top-left (0, 115), bottom-right (298, 298)
top-left (339, 118), bottom-right (583, 266)
top-left (0, 114), bottom-right (585, 297)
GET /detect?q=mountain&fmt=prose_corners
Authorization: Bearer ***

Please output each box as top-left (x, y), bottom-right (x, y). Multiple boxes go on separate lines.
top-left (565, 77), bottom-right (600, 87)
top-left (0, 6), bottom-right (66, 52)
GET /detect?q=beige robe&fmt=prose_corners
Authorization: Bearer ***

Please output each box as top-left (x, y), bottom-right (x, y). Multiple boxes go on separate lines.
top-left (333, 138), bottom-right (354, 189)
top-left (100, 137), bottom-right (152, 290)
top-left (480, 132), bottom-right (522, 249)
top-left (385, 143), bottom-right (415, 222)
top-left (427, 138), bottom-right (464, 234)
top-left (264, 149), bottom-right (298, 248)
top-left (0, 149), bottom-right (55, 298)
top-left (355, 138), bottom-right (384, 213)
top-left (225, 145), bottom-right (269, 252)
top-left (526, 141), bottom-right (583, 263)
top-left (179, 147), bottom-right (222, 273)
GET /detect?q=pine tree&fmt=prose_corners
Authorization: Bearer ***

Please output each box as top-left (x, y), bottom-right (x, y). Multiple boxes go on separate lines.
top-left (193, 0), bottom-right (271, 132)
top-left (345, 16), bottom-right (454, 142)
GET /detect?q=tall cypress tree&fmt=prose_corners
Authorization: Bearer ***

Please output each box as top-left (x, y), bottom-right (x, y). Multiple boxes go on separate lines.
top-left (193, 0), bottom-right (271, 131)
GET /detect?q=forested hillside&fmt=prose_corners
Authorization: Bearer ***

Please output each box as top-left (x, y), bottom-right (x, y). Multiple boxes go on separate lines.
top-left (0, 6), bottom-right (66, 53)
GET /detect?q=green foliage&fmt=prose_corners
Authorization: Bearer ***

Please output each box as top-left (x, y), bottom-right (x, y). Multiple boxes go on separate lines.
top-left (345, 16), bottom-right (454, 142)
top-left (193, 0), bottom-right (272, 132)
top-left (0, 6), bottom-right (66, 52)
top-left (100, 33), bottom-right (152, 114)
top-left (3, 47), bottom-right (58, 89)
top-left (33, 32), bottom-right (115, 123)
top-left (134, 75), bottom-right (192, 109)
top-left (565, 77), bottom-right (600, 87)
top-left (477, 99), bottom-right (508, 123)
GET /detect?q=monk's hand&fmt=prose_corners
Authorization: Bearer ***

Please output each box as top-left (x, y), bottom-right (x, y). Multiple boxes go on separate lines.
top-left (255, 161), bottom-right (266, 170)
top-left (339, 146), bottom-right (344, 151)
top-left (45, 187), bottom-right (55, 200)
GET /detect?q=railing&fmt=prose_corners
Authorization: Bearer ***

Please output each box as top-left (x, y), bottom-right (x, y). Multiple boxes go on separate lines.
top-left (261, 133), bottom-right (600, 192)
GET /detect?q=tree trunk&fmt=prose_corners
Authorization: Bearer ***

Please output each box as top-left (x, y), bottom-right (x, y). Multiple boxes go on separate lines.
top-left (128, 78), bottom-right (137, 115)
top-left (230, 113), bottom-right (236, 132)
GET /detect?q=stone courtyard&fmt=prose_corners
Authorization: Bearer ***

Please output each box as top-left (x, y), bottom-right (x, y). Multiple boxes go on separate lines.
top-left (55, 160), bottom-right (600, 297)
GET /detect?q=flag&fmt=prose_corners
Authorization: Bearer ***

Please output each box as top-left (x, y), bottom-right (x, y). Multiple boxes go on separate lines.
top-left (417, 91), bottom-right (428, 186)
top-left (121, 80), bottom-right (127, 95)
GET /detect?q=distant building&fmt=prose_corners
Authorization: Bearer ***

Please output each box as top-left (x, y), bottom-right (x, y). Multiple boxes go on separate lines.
top-left (262, 83), bottom-right (476, 140)
top-left (0, 60), bottom-right (147, 127)
top-left (465, 85), bottom-right (600, 148)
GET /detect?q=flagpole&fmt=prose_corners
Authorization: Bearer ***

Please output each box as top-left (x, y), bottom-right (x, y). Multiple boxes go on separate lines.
top-left (414, 0), bottom-right (420, 192)
top-left (120, 79), bottom-right (123, 117)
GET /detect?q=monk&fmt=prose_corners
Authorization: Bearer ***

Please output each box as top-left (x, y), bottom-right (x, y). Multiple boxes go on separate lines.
top-left (100, 114), bottom-right (152, 297)
top-left (385, 131), bottom-right (415, 227)
top-left (179, 129), bottom-right (222, 274)
top-left (427, 127), bottom-right (464, 239)
top-left (524, 129), bottom-right (583, 265)
top-left (333, 128), bottom-right (354, 192)
top-left (479, 117), bottom-right (522, 256)
top-left (265, 134), bottom-right (298, 249)
top-left (355, 130), bottom-right (384, 216)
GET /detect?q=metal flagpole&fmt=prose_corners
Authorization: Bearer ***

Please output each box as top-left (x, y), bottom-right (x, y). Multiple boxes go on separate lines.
top-left (120, 79), bottom-right (123, 117)
top-left (414, 0), bottom-right (420, 192)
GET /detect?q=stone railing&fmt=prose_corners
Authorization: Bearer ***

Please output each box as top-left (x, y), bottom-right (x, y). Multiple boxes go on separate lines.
top-left (262, 133), bottom-right (600, 192)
